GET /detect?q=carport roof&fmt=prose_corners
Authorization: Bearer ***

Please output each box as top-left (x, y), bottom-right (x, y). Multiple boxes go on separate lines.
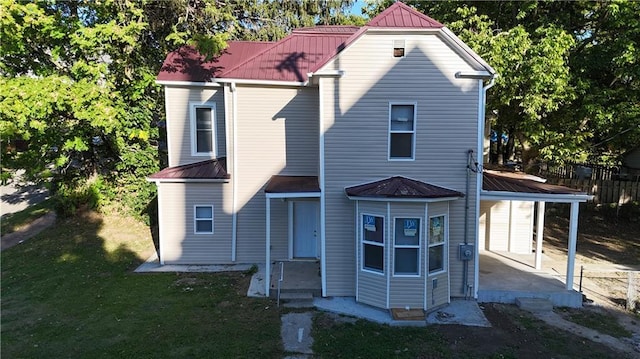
top-left (483, 171), bottom-right (583, 194)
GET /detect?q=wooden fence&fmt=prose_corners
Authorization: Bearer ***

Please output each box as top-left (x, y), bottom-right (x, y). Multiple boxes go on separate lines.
top-left (547, 178), bottom-right (640, 204)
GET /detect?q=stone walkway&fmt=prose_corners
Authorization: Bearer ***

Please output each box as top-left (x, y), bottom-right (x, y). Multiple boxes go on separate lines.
top-left (0, 211), bottom-right (57, 251)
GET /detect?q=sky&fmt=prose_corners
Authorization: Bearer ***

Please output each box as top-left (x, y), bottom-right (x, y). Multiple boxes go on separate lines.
top-left (349, 0), bottom-right (368, 17)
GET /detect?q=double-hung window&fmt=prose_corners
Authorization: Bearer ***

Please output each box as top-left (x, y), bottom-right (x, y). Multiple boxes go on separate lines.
top-left (190, 102), bottom-right (216, 156)
top-left (362, 214), bottom-right (384, 273)
top-left (194, 205), bottom-right (214, 234)
top-left (428, 215), bottom-right (446, 274)
top-left (394, 218), bottom-right (420, 276)
top-left (389, 103), bottom-right (416, 160)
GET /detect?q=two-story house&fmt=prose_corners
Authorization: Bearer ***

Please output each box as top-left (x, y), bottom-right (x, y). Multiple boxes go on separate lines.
top-left (149, 2), bottom-right (591, 311)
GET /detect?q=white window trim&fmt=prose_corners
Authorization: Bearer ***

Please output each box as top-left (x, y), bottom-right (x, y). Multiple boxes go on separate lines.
top-left (393, 217), bottom-right (422, 277)
top-left (388, 102), bottom-right (417, 161)
top-left (427, 214), bottom-right (447, 275)
top-left (194, 204), bottom-right (214, 234)
top-left (361, 213), bottom-right (385, 276)
top-left (190, 101), bottom-right (217, 157)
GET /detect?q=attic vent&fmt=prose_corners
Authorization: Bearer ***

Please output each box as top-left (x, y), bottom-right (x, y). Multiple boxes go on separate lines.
top-left (393, 40), bottom-right (405, 57)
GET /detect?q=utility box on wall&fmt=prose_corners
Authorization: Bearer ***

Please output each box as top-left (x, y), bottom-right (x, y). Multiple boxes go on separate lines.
top-left (459, 244), bottom-right (474, 261)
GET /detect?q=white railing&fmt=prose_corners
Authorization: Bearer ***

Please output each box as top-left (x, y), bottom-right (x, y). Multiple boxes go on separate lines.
top-left (276, 261), bottom-right (284, 307)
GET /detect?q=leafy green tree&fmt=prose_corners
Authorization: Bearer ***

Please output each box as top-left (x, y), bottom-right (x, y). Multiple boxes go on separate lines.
top-left (0, 0), bottom-right (361, 216)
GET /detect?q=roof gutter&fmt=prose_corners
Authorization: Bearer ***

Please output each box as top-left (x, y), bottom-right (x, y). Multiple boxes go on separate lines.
top-left (212, 78), bottom-right (308, 87)
top-left (146, 178), bottom-right (229, 183)
top-left (480, 190), bottom-right (593, 203)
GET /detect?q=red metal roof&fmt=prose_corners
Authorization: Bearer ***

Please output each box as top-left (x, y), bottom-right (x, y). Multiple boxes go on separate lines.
top-left (157, 42), bottom-right (273, 82)
top-left (265, 175), bottom-right (320, 193)
top-left (345, 176), bottom-right (464, 199)
top-left (367, 2), bottom-right (443, 28)
top-left (219, 30), bottom-right (356, 82)
top-left (157, 2), bottom-right (445, 83)
top-left (483, 171), bottom-right (584, 195)
top-left (148, 158), bottom-right (229, 180)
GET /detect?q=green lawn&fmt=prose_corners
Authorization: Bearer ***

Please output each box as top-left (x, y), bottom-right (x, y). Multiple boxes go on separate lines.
top-left (2, 208), bottom-right (632, 358)
top-left (1, 210), bottom-right (282, 358)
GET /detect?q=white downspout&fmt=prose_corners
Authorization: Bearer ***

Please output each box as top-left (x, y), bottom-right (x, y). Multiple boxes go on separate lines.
top-left (474, 75), bottom-right (496, 299)
top-left (318, 77), bottom-right (327, 297)
top-left (231, 82), bottom-right (238, 262)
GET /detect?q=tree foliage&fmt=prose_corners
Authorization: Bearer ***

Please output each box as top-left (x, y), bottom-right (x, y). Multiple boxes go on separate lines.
top-left (0, 0), bottom-right (360, 216)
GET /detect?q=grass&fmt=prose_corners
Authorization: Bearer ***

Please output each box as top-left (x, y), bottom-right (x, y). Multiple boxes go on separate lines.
top-left (1, 210), bottom-right (282, 358)
top-left (2, 206), bottom-right (634, 358)
top-left (556, 308), bottom-right (633, 338)
top-left (312, 314), bottom-right (450, 358)
top-left (1, 198), bottom-right (54, 235)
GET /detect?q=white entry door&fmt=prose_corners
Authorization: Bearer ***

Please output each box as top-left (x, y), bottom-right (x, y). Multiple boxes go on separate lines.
top-left (293, 201), bottom-right (319, 258)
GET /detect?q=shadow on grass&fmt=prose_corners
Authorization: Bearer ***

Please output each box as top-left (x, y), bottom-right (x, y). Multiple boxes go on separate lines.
top-left (1, 210), bottom-right (282, 358)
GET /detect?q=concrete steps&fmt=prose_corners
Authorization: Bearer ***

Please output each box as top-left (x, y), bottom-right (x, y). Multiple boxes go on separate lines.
top-left (279, 292), bottom-right (314, 308)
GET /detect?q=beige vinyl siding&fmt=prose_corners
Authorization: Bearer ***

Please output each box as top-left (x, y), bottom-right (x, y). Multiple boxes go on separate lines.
top-left (479, 200), bottom-right (492, 250)
top-left (158, 182), bottom-right (232, 264)
top-left (321, 32), bottom-right (480, 297)
top-left (234, 85), bottom-right (319, 262)
top-left (164, 86), bottom-right (226, 167)
top-left (481, 200), bottom-right (533, 254)
top-left (358, 273), bottom-right (387, 308)
top-left (483, 200), bottom-right (510, 251)
top-left (509, 201), bottom-right (534, 254)
top-left (426, 272), bottom-right (449, 310)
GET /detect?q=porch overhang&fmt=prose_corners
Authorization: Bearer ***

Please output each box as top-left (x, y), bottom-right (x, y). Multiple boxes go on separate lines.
top-left (265, 175), bottom-right (320, 199)
top-left (478, 170), bottom-right (593, 296)
top-left (264, 175), bottom-right (321, 296)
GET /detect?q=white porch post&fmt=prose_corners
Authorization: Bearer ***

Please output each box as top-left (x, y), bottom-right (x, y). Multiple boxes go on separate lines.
top-left (265, 197), bottom-right (271, 297)
top-left (535, 201), bottom-right (545, 270)
top-left (566, 201), bottom-right (579, 290)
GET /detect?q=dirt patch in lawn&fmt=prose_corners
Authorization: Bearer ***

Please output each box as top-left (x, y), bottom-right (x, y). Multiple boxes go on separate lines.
top-left (439, 303), bottom-right (631, 358)
top-left (314, 303), bottom-right (632, 358)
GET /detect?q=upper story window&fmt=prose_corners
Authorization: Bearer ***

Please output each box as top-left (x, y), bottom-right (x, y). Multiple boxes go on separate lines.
top-left (362, 214), bottom-right (384, 274)
top-left (190, 102), bottom-right (216, 156)
top-left (393, 40), bottom-right (405, 57)
top-left (389, 103), bottom-right (416, 160)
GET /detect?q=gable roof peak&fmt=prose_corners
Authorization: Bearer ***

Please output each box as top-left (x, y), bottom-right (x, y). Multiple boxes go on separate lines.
top-left (367, 1), bottom-right (443, 29)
